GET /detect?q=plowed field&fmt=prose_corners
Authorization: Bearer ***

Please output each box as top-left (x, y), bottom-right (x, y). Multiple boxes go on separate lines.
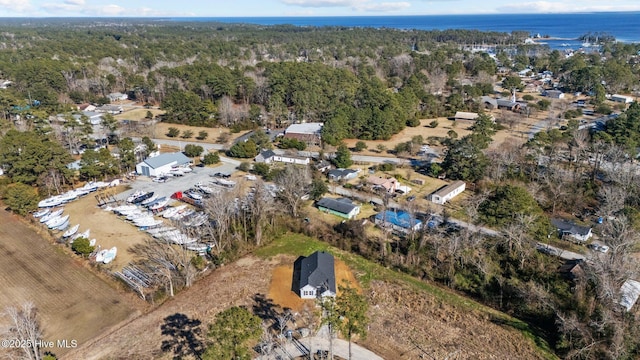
top-left (0, 208), bottom-right (139, 358)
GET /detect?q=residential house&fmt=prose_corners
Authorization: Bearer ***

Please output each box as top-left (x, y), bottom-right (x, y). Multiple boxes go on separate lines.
top-left (254, 150), bottom-right (310, 165)
top-left (619, 279), bottom-right (640, 311)
top-left (254, 150), bottom-right (276, 163)
top-left (367, 175), bottom-right (398, 193)
top-left (77, 103), bottom-right (97, 112)
top-left (610, 94), bottom-right (634, 104)
top-left (496, 99), bottom-right (521, 111)
top-left (544, 90), bottom-right (565, 99)
top-left (316, 197), bottom-right (361, 219)
top-left (297, 251), bottom-right (336, 299)
top-left (429, 181), bottom-right (466, 205)
top-left (374, 210), bottom-right (423, 234)
top-left (454, 111), bottom-right (480, 121)
top-left (283, 122), bottom-right (323, 146)
top-left (135, 152), bottom-right (192, 177)
top-left (95, 104), bottom-right (123, 114)
top-left (327, 168), bottom-right (359, 181)
top-left (314, 160), bottom-right (332, 173)
top-left (558, 259), bottom-right (585, 282)
top-left (107, 92), bottom-right (128, 102)
top-left (551, 218), bottom-right (593, 242)
top-left (481, 96), bottom-right (498, 110)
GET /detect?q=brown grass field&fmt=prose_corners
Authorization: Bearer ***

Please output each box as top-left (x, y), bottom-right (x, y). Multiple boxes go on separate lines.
top-left (64, 185), bottom-right (153, 269)
top-left (0, 208), bottom-right (139, 358)
top-left (268, 258), bottom-right (359, 312)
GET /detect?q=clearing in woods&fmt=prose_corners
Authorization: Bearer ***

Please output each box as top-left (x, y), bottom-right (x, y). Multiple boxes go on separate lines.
top-left (0, 208), bottom-right (139, 358)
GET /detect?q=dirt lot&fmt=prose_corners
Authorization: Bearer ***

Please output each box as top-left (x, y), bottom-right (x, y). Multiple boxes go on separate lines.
top-left (64, 185), bottom-right (152, 269)
top-left (0, 208), bottom-right (139, 358)
top-left (268, 258), bottom-right (359, 312)
top-left (65, 252), bottom-right (548, 360)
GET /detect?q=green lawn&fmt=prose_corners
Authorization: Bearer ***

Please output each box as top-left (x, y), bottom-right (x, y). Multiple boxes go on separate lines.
top-left (255, 232), bottom-right (558, 360)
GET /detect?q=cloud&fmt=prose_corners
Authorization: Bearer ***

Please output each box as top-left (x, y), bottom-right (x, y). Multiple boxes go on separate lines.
top-left (0, 0), bottom-right (33, 13)
top-left (281, 0), bottom-right (364, 7)
top-left (64, 0), bottom-right (84, 5)
top-left (90, 4), bottom-right (125, 15)
top-left (282, 0), bottom-right (410, 12)
top-left (355, 1), bottom-right (411, 12)
top-left (496, 1), bottom-right (640, 13)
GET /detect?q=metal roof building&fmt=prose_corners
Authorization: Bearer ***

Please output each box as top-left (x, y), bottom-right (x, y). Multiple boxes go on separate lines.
top-left (135, 152), bottom-right (191, 177)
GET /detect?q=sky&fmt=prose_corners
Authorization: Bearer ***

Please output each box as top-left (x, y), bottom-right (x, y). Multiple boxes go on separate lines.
top-left (1, 0), bottom-right (640, 17)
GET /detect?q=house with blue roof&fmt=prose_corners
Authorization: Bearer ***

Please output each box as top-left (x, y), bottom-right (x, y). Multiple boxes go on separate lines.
top-left (374, 210), bottom-right (422, 234)
top-left (135, 152), bottom-right (192, 177)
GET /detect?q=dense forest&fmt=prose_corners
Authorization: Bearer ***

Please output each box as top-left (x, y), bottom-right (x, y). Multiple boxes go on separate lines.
top-left (1, 19), bottom-right (640, 360)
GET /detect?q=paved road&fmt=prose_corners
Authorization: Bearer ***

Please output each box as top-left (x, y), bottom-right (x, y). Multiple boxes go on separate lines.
top-left (536, 242), bottom-right (586, 261)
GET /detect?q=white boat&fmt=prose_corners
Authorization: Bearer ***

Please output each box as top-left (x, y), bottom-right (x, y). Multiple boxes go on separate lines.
top-left (140, 194), bottom-right (159, 206)
top-left (56, 218), bottom-right (70, 231)
top-left (150, 198), bottom-right (170, 210)
top-left (63, 224), bottom-right (80, 238)
top-left (132, 216), bottom-right (154, 224)
top-left (126, 190), bottom-right (146, 203)
top-left (169, 168), bottom-right (184, 176)
top-left (89, 238), bottom-right (97, 247)
top-left (40, 208), bottom-right (64, 223)
top-left (102, 247), bottom-right (117, 264)
top-left (186, 191), bottom-right (203, 201)
top-left (180, 166), bottom-right (193, 173)
top-left (186, 243), bottom-right (209, 252)
top-left (72, 229), bottom-right (90, 241)
top-left (195, 182), bottom-right (215, 194)
top-left (57, 191), bottom-right (78, 203)
top-left (135, 219), bottom-right (164, 228)
top-left (112, 204), bottom-right (138, 213)
top-left (126, 211), bottom-right (147, 220)
top-left (47, 214), bottom-right (69, 229)
top-left (95, 249), bottom-right (107, 263)
top-left (146, 226), bottom-right (175, 235)
top-left (33, 208), bottom-right (50, 218)
top-left (172, 208), bottom-right (195, 220)
top-left (162, 205), bottom-right (187, 219)
top-left (38, 196), bottom-right (63, 208)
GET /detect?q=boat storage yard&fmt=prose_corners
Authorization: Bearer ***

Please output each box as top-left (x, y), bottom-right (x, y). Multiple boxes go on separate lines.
top-left (32, 161), bottom-right (239, 294)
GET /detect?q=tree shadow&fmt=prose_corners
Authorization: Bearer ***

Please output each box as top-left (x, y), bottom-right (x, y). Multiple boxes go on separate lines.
top-left (160, 313), bottom-right (205, 360)
top-left (252, 293), bottom-right (279, 322)
top-left (292, 256), bottom-right (304, 295)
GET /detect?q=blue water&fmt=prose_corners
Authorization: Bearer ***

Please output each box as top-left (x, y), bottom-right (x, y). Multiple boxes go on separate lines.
top-left (170, 12), bottom-right (640, 49)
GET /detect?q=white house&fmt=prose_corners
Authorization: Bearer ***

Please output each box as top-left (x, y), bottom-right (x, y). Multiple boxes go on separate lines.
top-left (429, 181), bottom-right (466, 205)
top-left (298, 251), bottom-right (336, 299)
top-left (254, 150), bottom-right (310, 165)
top-left (107, 92), bottom-right (128, 102)
top-left (135, 152), bottom-right (191, 177)
top-left (551, 218), bottom-right (593, 242)
top-left (611, 94), bottom-right (634, 104)
top-left (544, 90), bottom-right (565, 99)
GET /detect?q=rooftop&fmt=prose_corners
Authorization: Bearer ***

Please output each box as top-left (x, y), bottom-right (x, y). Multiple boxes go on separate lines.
top-left (316, 197), bottom-right (358, 215)
top-left (433, 180), bottom-right (466, 197)
top-left (299, 251), bottom-right (336, 294)
top-left (551, 218), bottom-right (591, 236)
top-left (375, 210), bottom-right (422, 229)
top-left (143, 152), bottom-right (191, 169)
top-left (285, 122), bottom-right (323, 135)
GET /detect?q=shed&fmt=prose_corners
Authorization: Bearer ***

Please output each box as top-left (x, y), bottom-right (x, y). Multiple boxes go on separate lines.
top-left (620, 279), bottom-right (640, 311)
top-left (544, 90), bottom-right (565, 99)
top-left (297, 251), bottom-right (336, 299)
top-left (316, 197), bottom-right (360, 219)
top-left (135, 152), bottom-right (191, 177)
top-left (611, 94), bottom-right (634, 104)
top-left (454, 111), bottom-right (480, 121)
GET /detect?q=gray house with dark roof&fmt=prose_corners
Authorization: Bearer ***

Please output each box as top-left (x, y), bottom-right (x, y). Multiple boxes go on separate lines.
top-left (327, 168), bottom-right (359, 181)
top-left (316, 197), bottom-right (360, 219)
top-left (298, 251), bottom-right (336, 299)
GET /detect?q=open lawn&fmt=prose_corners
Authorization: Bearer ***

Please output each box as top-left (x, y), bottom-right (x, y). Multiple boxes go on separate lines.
top-left (0, 207), bottom-right (139, 358)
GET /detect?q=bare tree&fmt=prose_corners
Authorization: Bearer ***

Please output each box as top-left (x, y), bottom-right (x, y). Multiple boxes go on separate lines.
top-left (131, 238), bottom-right (180, 297)
top-left (2, 302), bottom-right (43, 360)
top-left (247, 180), bottom-right (275, 246)
top-left (203, 189), bottom-right (237, 253)
top-left (275, 165), bottom-right (311, 218)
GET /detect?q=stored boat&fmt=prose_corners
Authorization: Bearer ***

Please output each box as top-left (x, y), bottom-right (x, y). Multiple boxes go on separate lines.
top-left (40, 208), bottom-right (64, 223)
top-left (33, 208), bottom-right (50, 218)
top-left (63, 224), bottom-right (80, 238)
top-left (102, 247), bottom-right (117, 264)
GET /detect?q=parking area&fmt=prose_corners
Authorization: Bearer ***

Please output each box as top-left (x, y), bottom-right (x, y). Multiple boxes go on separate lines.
top-left (117, 161), bottom-right (239, 202)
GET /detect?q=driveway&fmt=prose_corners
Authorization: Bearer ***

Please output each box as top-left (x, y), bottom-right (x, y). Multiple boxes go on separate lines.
top-left (258, 336), bottom-right (383, 360)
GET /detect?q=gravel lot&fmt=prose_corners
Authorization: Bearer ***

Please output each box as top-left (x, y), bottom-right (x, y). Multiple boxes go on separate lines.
top-left (117, 161), bottom-right (239, 202)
